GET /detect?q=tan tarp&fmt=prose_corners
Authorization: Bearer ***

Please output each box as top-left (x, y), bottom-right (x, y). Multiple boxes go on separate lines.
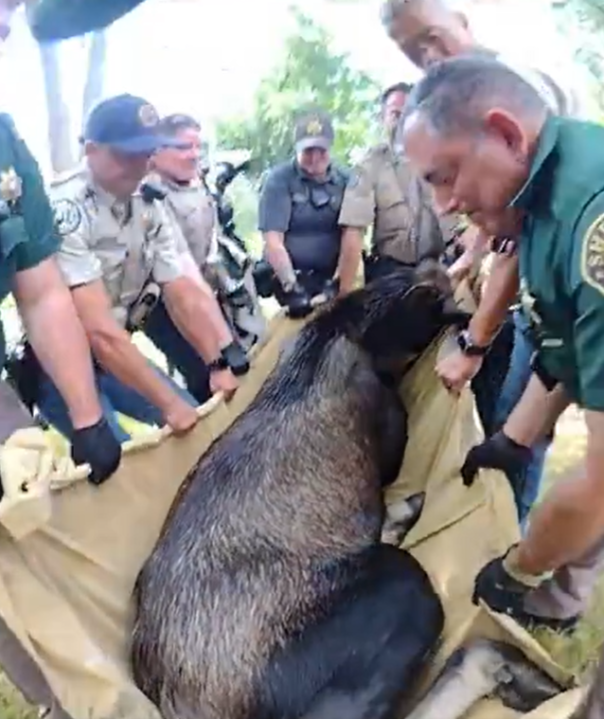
top-left (0, 305), bottom-right (586, 719)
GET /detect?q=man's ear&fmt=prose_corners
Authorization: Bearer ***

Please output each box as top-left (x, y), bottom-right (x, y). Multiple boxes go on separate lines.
top-left (454, 11), bottom-right (470, 30)
top-left (484, 109), bottom-right (530, 162)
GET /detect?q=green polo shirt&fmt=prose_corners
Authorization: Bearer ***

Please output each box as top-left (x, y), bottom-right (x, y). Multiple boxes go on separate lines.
top-left (513, 114), bottom-right (604, 411)
top-left (0, 114), bottom-right (60, 364)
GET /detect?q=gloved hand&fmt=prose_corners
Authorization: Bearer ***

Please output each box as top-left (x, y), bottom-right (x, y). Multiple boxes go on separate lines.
top-left (461, 430), bottom-right (533, 487)
top-left (221, 341), bottom-right (250, 377)
top-left (71, 417), bottom-right (122, 486)
top-left (473, 545), bottom-right (545, 617)
top-left (284, 284), bottom-right (313, 319)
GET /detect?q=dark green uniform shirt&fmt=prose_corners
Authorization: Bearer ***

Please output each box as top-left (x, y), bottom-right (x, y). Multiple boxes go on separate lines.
top-left (513, 114), bottom-right (604, 411)
top-left (0, 114), bottom-right (60, 364)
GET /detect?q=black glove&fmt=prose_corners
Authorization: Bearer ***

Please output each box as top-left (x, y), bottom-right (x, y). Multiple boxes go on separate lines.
top-left (284, 284), bottom-right (313, 319)
top-left (473, 546), bottom-right (544, 617)
top-left (221, 341), bottom-right (250, 377)
top-left (461, 430), bottom-right (533, 487)
top-left (71, 417), bottom-right (122, 486)
top-left (252, 259), bottom-right (278, 298)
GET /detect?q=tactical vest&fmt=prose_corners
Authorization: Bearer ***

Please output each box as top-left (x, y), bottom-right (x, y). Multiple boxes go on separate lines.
top-left (516, 116), bottom-right (604, 404)
top-left (284, 161), bottom-right (347, 278)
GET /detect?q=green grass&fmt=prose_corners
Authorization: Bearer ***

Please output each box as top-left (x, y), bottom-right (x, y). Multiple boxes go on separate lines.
top-left (0, 407), bottom-right (594, 716)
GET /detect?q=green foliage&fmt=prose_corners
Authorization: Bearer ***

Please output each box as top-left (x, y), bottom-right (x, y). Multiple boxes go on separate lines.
top-left (216, 6), bottom-right (381, 174)
top-left (553, 0), bottom-right (604, 110)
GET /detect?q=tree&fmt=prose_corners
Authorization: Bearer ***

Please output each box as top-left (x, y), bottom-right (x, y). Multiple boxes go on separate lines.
top-left (216, 7), bottom-right (381, 174)
top-left (28, 31), bottom-right (107, 174)
top-left (552, 0), bottom-right (604, 111)
top-left (25, 0), bottom-right (107, 174)
top-left (36, 42), bottom-right (75, 173)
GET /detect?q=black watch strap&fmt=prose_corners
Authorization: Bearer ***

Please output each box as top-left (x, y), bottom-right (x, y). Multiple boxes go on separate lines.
top-left (457, 329), bottom-right (489, 357)
top-left (207, 355), bottom-right (229, 373)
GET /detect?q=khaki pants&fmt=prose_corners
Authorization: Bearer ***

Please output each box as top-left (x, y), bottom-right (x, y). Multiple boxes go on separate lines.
top-left (0, 380), bottom-right (71, 719)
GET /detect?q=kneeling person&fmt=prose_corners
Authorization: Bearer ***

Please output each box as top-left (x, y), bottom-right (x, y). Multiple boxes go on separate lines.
top-left (147, 113), bottom-right (264, 356)
top-left (36, 95), bottom-right (239, 442)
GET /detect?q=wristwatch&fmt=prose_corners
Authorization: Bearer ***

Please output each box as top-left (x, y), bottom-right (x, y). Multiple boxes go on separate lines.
top-left (207, 355), bottom-right (229, 373)
top-left (457, 329), bottom-right (489, 357)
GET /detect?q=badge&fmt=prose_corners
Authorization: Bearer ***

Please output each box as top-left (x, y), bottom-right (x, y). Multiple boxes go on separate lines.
top-left (52, 198), bottom-right (82, 235)
top-left (306, 118), bottom-right (323, 135)
top-left (0, 167), bottom-right (22, 204)
top-left (519, 277), bottom-right (543, 330)
top-left (582, 213), bottom-right (604, 295)
top-left (138, 103), bottom-right (159, 128)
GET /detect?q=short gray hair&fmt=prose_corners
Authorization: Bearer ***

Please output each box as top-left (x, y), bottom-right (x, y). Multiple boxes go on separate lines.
top-left (380, 0), bottom-right (461, 30)
top-left (399, 54), bottom-right (548, 139)
top-left (380, 0), bottom-right (408, 29)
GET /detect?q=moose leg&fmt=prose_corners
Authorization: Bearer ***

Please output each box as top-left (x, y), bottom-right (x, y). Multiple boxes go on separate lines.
top-left (253, 543), bottom-right (444, 719)
top-left (381, 492), bottom-right (426, 546)
top-left (404, 638), bottom-right (564, 719)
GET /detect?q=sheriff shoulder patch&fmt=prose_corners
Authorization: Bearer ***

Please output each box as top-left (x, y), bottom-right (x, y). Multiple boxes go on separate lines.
top-left (52, 198), bottom-right (82, 236)
top-left (582, 213), bottom-right (604, 295)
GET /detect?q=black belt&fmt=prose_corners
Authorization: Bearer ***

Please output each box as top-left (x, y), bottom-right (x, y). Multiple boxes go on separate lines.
top-left (362, 252), bottom-right (417, 283)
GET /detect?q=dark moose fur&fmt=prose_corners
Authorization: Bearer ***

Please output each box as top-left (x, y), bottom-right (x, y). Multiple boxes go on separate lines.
top-left (131, 266), bottom-right (469, 719)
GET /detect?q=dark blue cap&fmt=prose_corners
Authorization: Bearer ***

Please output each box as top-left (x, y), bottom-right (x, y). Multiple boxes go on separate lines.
top-left (83, 94), bottom-right (187, 155)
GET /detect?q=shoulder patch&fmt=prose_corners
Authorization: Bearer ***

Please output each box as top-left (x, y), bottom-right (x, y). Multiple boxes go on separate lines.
top-left (581, 213), bottom-right (604, 295)
top-left (52, 198), bottom-right (82, 236)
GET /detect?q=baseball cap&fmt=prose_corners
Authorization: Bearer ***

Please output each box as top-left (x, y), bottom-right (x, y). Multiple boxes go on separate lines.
top-left (83, 94), bottom-right (188, 155)
top-left (293, 110), bottom-right (335, 152)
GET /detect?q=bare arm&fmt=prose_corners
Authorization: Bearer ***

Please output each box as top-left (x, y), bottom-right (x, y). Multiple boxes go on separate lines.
top-left (161, 275), bottom-right (225, 363)
top-left (446, 226), bottom-right (489, 284)
top-left (336, 227), bottom-right (363, 295)
top-left (516, 409), bottom-right (604, 575)
top-left (70, 279), bottom-right (185, 417)
top-left (468, 253), bottom-right (519, 346)
top-left (13, 257), bottom-right (103, 430)
top-left (504, 374), bottom-right (570, 447)
top-left (258, 169), bottom-right (297, 288)
top-left (263, 231), bottom-right (297, 288)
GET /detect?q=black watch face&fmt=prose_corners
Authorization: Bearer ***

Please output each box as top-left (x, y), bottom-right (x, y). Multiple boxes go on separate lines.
top-left (458, 332), bottom-right (486, 356)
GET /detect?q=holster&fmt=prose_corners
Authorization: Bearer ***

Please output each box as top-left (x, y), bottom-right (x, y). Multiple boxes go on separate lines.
top-left (125, 282), bottom-right (161, 333)
top-left (3, 338), bottom-right (42, 414)
top-left (363, 252), bottom-right (415, 285)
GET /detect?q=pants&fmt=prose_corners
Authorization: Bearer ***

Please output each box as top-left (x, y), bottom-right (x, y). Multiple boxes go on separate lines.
top-left (0, 380), bottom-right (71, 718)
top-left (144, 298), bottom-right (211, 406)
top-left (471, 312), bottom-right (515, 437)
top-left (36, 361), bottom-right (197, 443)
top-left (493, 309), bottom-right (551, 527)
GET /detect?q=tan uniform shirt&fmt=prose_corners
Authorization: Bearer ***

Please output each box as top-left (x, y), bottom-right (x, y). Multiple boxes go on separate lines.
top-left (49, 165), bottom-right (184, 328)
top-left (147, 172), bottom-right (218, 269)
top-left (338, 143), bottom-right (446, 264)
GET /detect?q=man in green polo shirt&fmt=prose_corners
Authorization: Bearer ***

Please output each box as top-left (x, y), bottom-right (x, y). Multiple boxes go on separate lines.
top-left (0, 5), bottom-right (125, 714)
top-left (398, 54), bottom-right (604, 634)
